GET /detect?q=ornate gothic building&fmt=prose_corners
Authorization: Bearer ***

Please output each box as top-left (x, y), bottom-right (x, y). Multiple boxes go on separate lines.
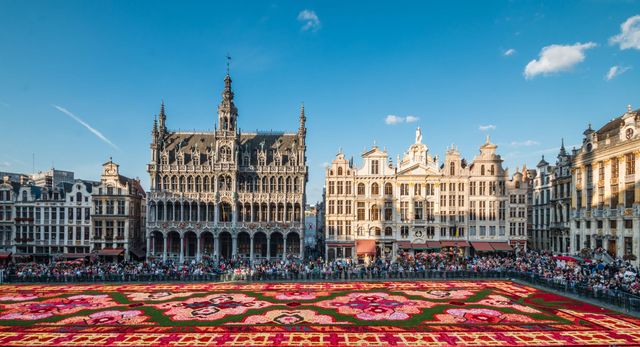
top-left (146, 73), bottom-right (308, 262)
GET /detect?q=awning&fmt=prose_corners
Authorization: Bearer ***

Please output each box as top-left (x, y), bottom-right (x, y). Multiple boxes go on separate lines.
top-left (356, 240), bottom-right (376, 255)
top-left (397, 241), bottom-right (412, 249)
top-left (96, 248), bottom-right (125, 256)
top-left (427, 241), bottom-right (442, 249)
top-left (471, 242), bottom-right (495, 251)
top-left (490, 242), bottom-right (513, 251)
top-left (440, 240), bottom-right (470, 247)
top-left (326, 242), bottom-right (354, 247)
top-left (130, 248), bottom-right (146, 258)
top-left (58, 253), bottom-right (89, 259)
top-left (0, 251), bottom-right (12, 259)
top-left (411, 243), bottom-right (428, 250)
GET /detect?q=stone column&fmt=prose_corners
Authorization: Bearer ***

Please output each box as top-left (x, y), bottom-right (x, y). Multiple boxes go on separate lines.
top-left (213, 235), bottom-right (219, 261)
top-left (196, 234), bottom-right (201, 261)
top-left (214, 203), bottom-right (218, 224)
top-left (283, 233), bottom-right (287, 260)
top-left (179, 234), bottom-right (184, 263)
top-left (266, 235), bottom-right (271, 260)
top-left (250, 236), bottom-right (254, 263)
top-left (299, 234), bottom-right (304, 259)
top-left (163, 234), bottom-right (167, 261)
top-left (146, 235), bottom-right (151, 258)
top-left (232, 235), bottom-right (237, 258)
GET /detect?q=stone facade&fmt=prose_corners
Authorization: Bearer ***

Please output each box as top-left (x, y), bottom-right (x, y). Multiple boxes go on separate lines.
top-left (324, 128), bottom-right (528, 261)
top-left (570, 106), bottom-right (640, 262)
top-left (91, 159), bottom-right (146, 260)
top-left (529, 143), bottom-right (573, 253)
top-left (146, 73), bottom-right (308, 262)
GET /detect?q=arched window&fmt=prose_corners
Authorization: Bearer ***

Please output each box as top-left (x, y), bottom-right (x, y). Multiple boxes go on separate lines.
top-left (357, 183), bottom-right (365, 195)
top-left (384, 183), bottom-right (393, 196)
top-left (203, 176), bottom-right (210, 191)
top-left (286, 177), bottom-right (292, 193)
top-left (370, 205), bottom-right (379, 221)
top-left (262, 177), bottom-right (268, 192)
top-left (270, 177), bottom-right (276, 192)
top-left (384, 227), bottom-right (393, 237)
top-left (171, 176), bottom-right (177, 191)
top-left (278, 177), bottom-right (284, 192)
top-left (187, 176), bottom-right (193, 192)
top-left (179, 176), bottom-right (185, 192)
top-left (218, 146), bottom-right (231, 162)
top-left (337, 167), bottom-right (343, 175)
top-left (481, 165), bottom-right (485, 175)
top-left (161, 155), bottom-right (168, 165)
top-left (450, 162), bottom-right (455, 176)
top-left (294, 177), bottom-right (300, 193)
top-left (76, 192), bottom-right (82, 202)
top-left (371, 183), bottom-right (379, 196)
top-left (490, 165), bottom-right (495, 175)
top-left (162, 176), bottom-right (169, 190)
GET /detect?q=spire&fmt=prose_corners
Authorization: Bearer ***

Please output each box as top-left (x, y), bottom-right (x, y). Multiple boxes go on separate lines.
top-left (559, 138), bottom-right (567, 156)
top-left (152, 115), bottom-right (158, 137)
top-left (299, 102), bottom-right (306, 131)
top-left (217, 59), bottom-right (238, 132)
top-left (158, 100), bottom-right (167, 135)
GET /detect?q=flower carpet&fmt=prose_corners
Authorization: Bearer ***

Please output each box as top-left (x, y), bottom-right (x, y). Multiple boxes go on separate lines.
top-left (0, 281), bottom-right (638, 346)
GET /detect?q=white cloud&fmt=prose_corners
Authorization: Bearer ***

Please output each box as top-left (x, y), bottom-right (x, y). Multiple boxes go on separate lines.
top-left (405, 115), bottom-right (419, 123)
top-left (479, 124), bottom-right (496, 131)
top-left (297, 10), bottom-right (321, 32)
top-left (53, 105), bottom-right (119, 150)
top-left (609, 15), bottom-right (640, 50)
top-left (524, 42), bottom-right (597, 79)
top-left (510, 140), bottom-right (540, 147)
top-left (504, 48), bottom-right (516, 56)
top-left (606, 65), bottom-right (631, 81)
top-left (385, 115), bottom-right (420, 125)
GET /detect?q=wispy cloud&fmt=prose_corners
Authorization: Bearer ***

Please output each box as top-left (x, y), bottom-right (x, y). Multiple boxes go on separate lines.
top-left (605, 65), bottom-right (631, 81)
top-left (503, 48), bottom-right (516, 56)
top-left (609, 15), bottom-right (640, 50)
top-left (479, 124), bottom-right (496, 131)
top-left (524, 42), bottom-right (597, 79)
top-left (385, 115), bottom-right (419, 125)
top-left (510, 140), bottom-right (540, 147)
top-left (297, 10), bottom-right (321, 32)
top-left (52, 105), bottom-right (119, 150)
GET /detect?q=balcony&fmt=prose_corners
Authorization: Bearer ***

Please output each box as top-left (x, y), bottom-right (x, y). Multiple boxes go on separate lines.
top-left (326, 235), bottom-right (354, 242)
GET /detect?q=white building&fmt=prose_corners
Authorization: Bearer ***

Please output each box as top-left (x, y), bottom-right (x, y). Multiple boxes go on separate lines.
top-left (324, 128), bottom-right (528, 261)
top-left (571, 106), bottom-right (640, 261)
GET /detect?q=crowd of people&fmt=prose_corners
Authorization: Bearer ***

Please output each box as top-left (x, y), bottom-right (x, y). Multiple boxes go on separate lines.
top-left (1, 248), bottom-right (639, 297)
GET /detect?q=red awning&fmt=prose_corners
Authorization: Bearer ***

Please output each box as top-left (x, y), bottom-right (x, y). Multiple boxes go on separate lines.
top-left (440, 240), bottom-right (470, 247)
top-left (427, 241), bottom-right (441, 249)
top-left (59, 253), bottom-right (89, 259)
top-left (397, 241), bottom-right (412, 249)
top-left (411, 243), bottom-right (428, 249)
top-left (356, 240), bottom-right (376, 255)
top-left (490, 242), bottom-right (513, 251)
top-left (0, 251), bottom-right (11, 259)
top-left (326, 242), bottom-right (354, 247)
top-left (471, 242), bottom-right (495, 251)
top-left (97, 248), bottom-right (125, 256)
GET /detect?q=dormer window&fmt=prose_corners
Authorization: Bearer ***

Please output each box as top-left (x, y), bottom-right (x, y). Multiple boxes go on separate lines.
top-left (161, 155), bottom-right (168, 165)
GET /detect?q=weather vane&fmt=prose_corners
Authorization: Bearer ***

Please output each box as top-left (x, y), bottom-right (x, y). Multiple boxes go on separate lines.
top-left (226, 53), bottom-right (231, 75)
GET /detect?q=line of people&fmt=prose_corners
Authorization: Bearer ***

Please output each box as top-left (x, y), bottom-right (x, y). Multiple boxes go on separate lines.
top-left (1, 249), bottom-right (638, 296)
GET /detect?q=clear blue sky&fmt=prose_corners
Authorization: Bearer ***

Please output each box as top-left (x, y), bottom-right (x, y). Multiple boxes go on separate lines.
top-left (1, 1), bottom-right (639, 203)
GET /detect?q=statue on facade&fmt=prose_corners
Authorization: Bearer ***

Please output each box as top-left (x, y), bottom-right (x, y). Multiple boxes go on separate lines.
top-left (415, 127), bottom-right (422, 144)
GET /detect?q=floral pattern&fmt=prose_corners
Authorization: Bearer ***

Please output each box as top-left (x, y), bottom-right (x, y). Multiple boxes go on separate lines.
top-left (0, 295), bottom-right (115, 320)
top-left (316, 292), bottom-right (435, 320)
top-left (433, 308), bottom-right (542, 324)
top-left (401, 289), bottom-right (475, 300)
top-left (472, 295), bottom-right (541, 313)
top-left (262, 291), bottom-right (329, 301)
top-left (231, 309), bottom-right (350, 325)
top-left (126, 291), bottom-right (196, 302)
top-left (49, 310), bottom-right (152, 325)
top-left (154, 293), bottom-right (272, 321)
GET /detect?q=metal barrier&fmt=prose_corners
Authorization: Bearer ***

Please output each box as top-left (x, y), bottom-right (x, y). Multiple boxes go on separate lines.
top-left (4, 269), bottom-right (640, 313)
